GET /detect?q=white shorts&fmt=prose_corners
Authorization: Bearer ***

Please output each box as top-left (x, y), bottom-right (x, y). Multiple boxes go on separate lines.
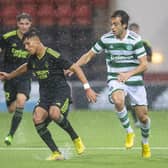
top-left (107, 80), bottom-right (148, 106)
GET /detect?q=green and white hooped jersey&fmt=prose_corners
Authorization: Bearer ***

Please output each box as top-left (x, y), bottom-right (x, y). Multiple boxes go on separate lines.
top-left (91, 30), bottom-right (146, 86)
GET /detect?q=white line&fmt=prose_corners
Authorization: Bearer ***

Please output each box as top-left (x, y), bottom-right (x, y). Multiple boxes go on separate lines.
top-left (0, 147), bottom-right (168, 151)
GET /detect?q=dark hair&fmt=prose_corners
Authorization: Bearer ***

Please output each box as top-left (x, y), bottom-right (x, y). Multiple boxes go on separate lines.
top-left (129, 23), bottom-right (140, 30)
top-left (111, 10), bottom-right (129, 29)
top-left (22, 27), bottom-right (41, 41)
top-left (16, 12), bottom-right (32, 22)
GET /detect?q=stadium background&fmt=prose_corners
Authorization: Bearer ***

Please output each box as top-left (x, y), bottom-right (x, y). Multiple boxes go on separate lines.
top-left (0, 1), bottom-right (168, 168)
top-left (0, 0), bottom-right (168, 111)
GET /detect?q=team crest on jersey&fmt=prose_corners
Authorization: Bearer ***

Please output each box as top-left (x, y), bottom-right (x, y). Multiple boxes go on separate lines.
top-left (109, 45), bottom-right (113, 49)
top-left (126, 45), bottom-right (133, 50)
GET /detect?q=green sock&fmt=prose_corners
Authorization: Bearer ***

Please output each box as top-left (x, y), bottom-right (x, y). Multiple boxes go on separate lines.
top-left (117, 107), bottom-right (133, 133)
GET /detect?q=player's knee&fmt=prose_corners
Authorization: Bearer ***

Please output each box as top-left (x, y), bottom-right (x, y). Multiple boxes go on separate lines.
top-left (113, 98), bottom-right (124, 110)
top-left (16, 94), bottom-right (27, 107)
top-left (32, 111), bottom-right (46, 124)
top-left (139, 115), bottom-right (148, 124)
top-left (49, 107), bottom-right (61, 120)
top-left (33, 115), bottom-right (43, 124)
top-left (16, 99), bottom-right (26, 107)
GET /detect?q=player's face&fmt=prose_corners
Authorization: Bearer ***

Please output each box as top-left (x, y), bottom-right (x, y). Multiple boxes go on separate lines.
top-left (17, 18), bottom-right (32, 34)
top-left (111, 17), bottom-right (127, 38)
top-left (24, 37), bottom-right (39, 55)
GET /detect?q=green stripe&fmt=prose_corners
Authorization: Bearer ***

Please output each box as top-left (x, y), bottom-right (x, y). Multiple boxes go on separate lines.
top-left (123, 123), bottom-right (130, 128)
top-left (134, 41), bottom-right (144, 49)
top-left (125, 81), bottom-right (144, 85)
top-left (127, 35), bottom-right (135, 40)
top-left (137, 51), bottom-right (146, 57)
top-left (141, 128), bottom-right (149, 133)
top-left (97, 39), bottom-right (106, 49)
top-left (3, 30), bottom-right (17, 39)
top-left (120, 114), bottom-right (128, 122)
top-left (107, 72), bottom-right (118, 76)
top-left (105, 43), bottom-right (134, 50)
top-left (107, 78), bottom-right (144, 86)
top-left (93, 46), bottom-right (100, 52)
top-left (106, 35), bottom-right (115, 39)
top-left (141, 132), bottom-right (149, 138)
top-left (107, 72), bottom-right (143, 77)
top-left (108, 62), bottom-right (139, 67)
top-left (47, 48), bottom-right (60, 58)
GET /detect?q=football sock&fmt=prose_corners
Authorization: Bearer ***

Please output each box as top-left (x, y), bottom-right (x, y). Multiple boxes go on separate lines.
top-left (35, 122), bottom-right (59, 152)
top-left (55, 114), bottom-right (78, 140)
top-left (117, 107), bottom-right (133, 133)
top-left (140, 117), bottom-right (151, 144)
top-left (9, 107), bottom-right (23, 136)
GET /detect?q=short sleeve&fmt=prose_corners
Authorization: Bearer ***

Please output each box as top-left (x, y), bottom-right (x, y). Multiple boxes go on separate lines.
top-left (91, 37), bottom-right (105, 54)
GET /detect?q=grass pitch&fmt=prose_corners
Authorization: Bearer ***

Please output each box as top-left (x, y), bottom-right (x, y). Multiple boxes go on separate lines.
top-left (0, 110), bottom-right (168, 168)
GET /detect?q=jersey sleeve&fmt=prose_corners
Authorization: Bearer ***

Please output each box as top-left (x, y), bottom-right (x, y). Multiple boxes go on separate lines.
top-left (57, 56), bottom-right (73, 70)
top-left (91, 37), bottom-right (106, 54)
top-left (143, 41), bottom-right (152, 56)
top-left (134, 37), bottom-right (146, 59)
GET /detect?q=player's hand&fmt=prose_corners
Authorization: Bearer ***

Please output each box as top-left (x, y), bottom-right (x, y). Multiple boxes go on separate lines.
top-left (85, 88), bottom-right (98, 103)
top-left (64, 69), bottom-right (74, 77)
top-left (0, 72), bottom-right (10, 80)
top-left (117, 72), bottom-right (131, 83)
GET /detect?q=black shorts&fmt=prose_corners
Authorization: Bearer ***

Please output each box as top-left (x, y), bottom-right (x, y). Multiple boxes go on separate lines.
top-left (34, 86), bottom-right (72, 117)
top-left (4, 78), bottom-right (31, 106)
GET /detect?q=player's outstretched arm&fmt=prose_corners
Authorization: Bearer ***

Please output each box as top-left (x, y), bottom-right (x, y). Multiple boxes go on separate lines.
top-left (76, 49), bottom-right (96, 66)
top-left (69, 63), bottom-right (98, 103)
top-left (0, 63), bottom-right (28, 80)
top-left (65, 50), bottom-right (96, 77)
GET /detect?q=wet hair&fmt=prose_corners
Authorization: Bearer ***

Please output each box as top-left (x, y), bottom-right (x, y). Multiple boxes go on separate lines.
top-left (16, 12), bottom-right (32, 22)
top-left (22, 27), bottom-right (41, 42)
top-left (111, 10), bottom-right (129, 29)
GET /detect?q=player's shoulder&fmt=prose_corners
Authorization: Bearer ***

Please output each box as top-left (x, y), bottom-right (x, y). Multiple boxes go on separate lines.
top-left (3, 30), bottom-right (17, 40)
top-left (143, 40), bottom-right (151, 47)
top-left (46, 48), bottom-right (61, 59)
top-left (128, 30), bottom-right (141, 41)
top-left (100, 31), bottom-right (114, 41)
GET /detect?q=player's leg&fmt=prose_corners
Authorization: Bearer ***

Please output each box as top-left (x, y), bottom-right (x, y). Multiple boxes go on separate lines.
top-left (125, 96), bottom-right (140, 127)
top-left (135, 105), bottom-right (151, 158)
top-left (130, 86), bottom-right (151, 158)
top-left (33, 105), bottom-right (64, 160)
top-left (108, 81), bottom-right (134, 149)
top-left (49, 104), bottom-right (85, 155)
top-left (111, 90), bottom-right (135, 149)
top-left (3, 80), bottom-right (17, 145)
top-left (130, 106), bottom-right (141, 127)
top-left (4, 80), bottom-right (30, 145)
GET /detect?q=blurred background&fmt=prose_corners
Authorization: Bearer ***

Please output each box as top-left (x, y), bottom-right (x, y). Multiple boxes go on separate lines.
top-left (0, 0), bottom-right (168, 111)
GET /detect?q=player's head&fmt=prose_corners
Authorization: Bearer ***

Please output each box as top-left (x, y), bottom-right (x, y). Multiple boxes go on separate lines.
top-left (23, 28), bottom-right (42, 55)
top-left (111, 10), bottom-right (129, 38)
top-left (16, 12), bottom-right (32, 34)
top-left (129, 23), bottom-right (140, 34)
